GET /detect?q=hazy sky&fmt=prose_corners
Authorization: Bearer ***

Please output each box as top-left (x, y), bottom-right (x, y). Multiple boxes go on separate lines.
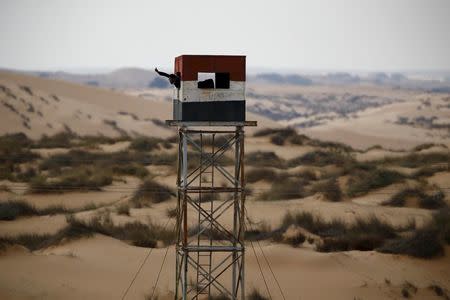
top-left (1, 0), bottom-right (449, 72)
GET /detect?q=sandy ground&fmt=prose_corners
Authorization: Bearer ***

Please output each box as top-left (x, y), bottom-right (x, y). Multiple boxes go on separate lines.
top-left (0, 236), bottom-right (448, 300)
top-left (1, 72), bottom-right (450, 299)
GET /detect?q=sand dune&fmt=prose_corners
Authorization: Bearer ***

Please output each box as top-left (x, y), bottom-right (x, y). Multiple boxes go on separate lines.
top-left (0, 71), bottom-right (277, 139)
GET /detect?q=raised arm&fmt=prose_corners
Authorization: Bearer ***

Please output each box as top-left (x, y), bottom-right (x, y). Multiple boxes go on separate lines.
top-left (154, 68), bottom-right (170, 78)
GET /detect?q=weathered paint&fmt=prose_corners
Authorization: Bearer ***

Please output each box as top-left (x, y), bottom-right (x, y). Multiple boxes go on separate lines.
top-left (174, 55), bottom-right (246, 81)
top-left (177, 81), bottom-right (245, 102)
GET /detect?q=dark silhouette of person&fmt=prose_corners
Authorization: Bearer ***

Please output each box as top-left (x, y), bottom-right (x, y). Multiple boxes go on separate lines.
top-left (155, 68), bottom-right (180, 89)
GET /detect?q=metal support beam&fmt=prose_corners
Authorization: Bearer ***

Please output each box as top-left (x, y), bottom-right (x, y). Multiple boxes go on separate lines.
top-left (174, 125), bottom-right (248, 300)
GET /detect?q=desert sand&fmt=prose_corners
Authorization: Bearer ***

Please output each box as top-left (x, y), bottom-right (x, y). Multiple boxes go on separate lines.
top-left (1, 71), bottom-right (449, 300)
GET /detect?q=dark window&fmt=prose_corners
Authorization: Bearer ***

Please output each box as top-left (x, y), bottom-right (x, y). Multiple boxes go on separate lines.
top-left (197, 72), bottom-right (230, 89)
top-left (215, 73), bottom-right (230, 89)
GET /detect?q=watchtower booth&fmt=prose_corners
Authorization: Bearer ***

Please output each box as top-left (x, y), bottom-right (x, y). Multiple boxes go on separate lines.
top-left (173, 55), bottom-right (246, 122)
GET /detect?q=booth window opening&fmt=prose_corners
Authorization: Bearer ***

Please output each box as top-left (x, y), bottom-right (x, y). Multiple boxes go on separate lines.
top-left (197, 72), bottom-right (230, 89)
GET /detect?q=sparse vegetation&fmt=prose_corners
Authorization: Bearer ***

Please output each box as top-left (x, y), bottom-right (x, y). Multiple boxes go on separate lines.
top-left (246, 168), bottom-right (278, 183)
top-left (346, 168), bottom-right (405, 197)
top-left (258, 178), bottom-right (306, 201)
top-left (312, 177), bottom-right (342, 201)
top-left (129, 136), bottom-right (163, 151)
top-left (383, 188), bottom-right (447, 209)
top-left (246, 151), bottom-right (286, 168)
top-left (287, 150), bottom-right (353, 167)
top-left (116, 203), bottom-right (130, 216)
top-left (247, 288), bottom-right (270, 300)
top-left (131, 178), bottom-right (174, 207)
top-left (277, 211), bottom-right (399, 252)
top-left (166, 206), bottom-right (177, 218)
top-left (377, 209), bottom-right (450, 258)
top-left (0, 200), bottom-right (98, 220)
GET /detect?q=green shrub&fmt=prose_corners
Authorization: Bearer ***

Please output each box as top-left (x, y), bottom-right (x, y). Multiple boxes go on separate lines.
top-left (382, 153), bottom-right (449, 168)
top-left (433, 208), bottom-right (450, 244)
top-left (246, 168), bottom-right (278, 183)
top-left (29, 167), bottom-right (113, 193)
top-left (279, 212), bottom-right (397, 252)
top-left (112, 163), bottom-right (149, 178)
top-left (116, 204), bottom-right (130, 216)
top-left (287, 150), bottom-right (353, 167)
top-left (411, 165), bottom-right (448, 178)
top-left (166, 206), bottom-right (177, 219)
top-left (285, 232), bottom-right (306, 247)
top-left (35, 131), bottom-right (77, 148)
top-left (312, 178), bottom-right (342, 201)
top-left (129, 136), bottom-right (162, 151)
top-left (377, 228), bottom-right (444, 258)
top-left (383, 188), bottom-right (447, 209)
top-left (419, 191), bottom-right (446, 209)
top-left (258, 178), bottom-right (306, 201)
top-left (0, 201), bottom-right (37, 220)
top-left (246, 151), bottom-right (286, 168)
top-left (347, 169), bottom-right (404, 197)
top-left (132, 178), bottom-right (174, 207)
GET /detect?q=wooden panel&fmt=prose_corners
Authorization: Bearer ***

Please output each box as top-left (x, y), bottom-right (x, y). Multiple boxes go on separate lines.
top-left (174, 55), bottom-right (246, 81)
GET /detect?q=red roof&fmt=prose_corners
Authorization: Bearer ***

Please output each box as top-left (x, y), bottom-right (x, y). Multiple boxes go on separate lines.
top-left (174, 55), bottom-right (246, 81)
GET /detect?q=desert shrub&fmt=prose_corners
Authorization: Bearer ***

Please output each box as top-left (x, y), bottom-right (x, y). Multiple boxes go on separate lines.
top-left (377, 228), bottom-right (444, 258)
top-left (29, 167), bottom-right (113, 193)
top-left (413, 143), bottom-right (437, 151)
top-left (245, 221), bottom-right (273, 241)
top-left (347, 168), bottom-right (404, 197)
top-left (247, 288), bottom-right (269, 300)
top-left (246, 151), bottom-right (286, 168)
top-left (419, 191), bottom-right (446, 209)
top-left (40, 149), bottom-right (174, 174)
top-left (258, 178), bottom-right (306, 201)
top-left (308, 139), bottom-right (354, 152)
top-left (411, 165), bottom-right (448, 178)
top-left (295, 169), bottom-right (317, 181)
top-left (383, 188), bottom-right (422, 207)
top-left (0, 133), bottom-right (39, 180)
top-left (0, 233), bottom-right (52, 251)
top-left (253, 128), bottom-right (297, 138)
top-left (383, 188), bottom-right (447, 209)
top-left (67, 214), bottom-right (175, 247)
top-left (433, 208), bottom-right (450, 244)
top-left (246, 168), bottom-right (278, 183)
top-left (287, 150), bottom-right (353, 168)
top-left (0, 201), bottom-right (37, 220)
top-left (401, 281), bottom-right (417, 298)
top-left (312, 178), bottom-right (342, 201)
top-left (0, 216), bottom-right (94, 251)
top-left (129, 136), bottom-right (162, 151)
top-left (381, 153), bottom-right (449, 168)
top-left (19, 85), bottom-right (33, 95)
top-left (112, 163), bottom-right (149, 178)
top-left (116, 204), bottom-right (130, 216)
top-left (14, 167), bottom-right (37, 182)
top-left (289, 134), bottom-right (310, 145)
top-left (428, 284), bottom-right (446, 297)
top-left (132, 178), bottom-right (174, 207)
top-left (279, 211), bottom-right (397, 252)
top-left (166, 206), bottom-right (177, 218)
top-left (0, 200), bottom-right (97, 220)
top-left (35, 131), bottom-right (77, 148)
top-left (285, 232), bottom-right (306, 247)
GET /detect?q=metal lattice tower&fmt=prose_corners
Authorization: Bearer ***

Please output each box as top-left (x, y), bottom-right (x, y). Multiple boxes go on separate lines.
top-left (169, 121), bottom-right (255, 300)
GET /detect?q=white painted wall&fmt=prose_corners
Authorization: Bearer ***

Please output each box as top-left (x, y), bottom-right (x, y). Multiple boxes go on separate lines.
top-left (176, 81), bottom-right (245, 102)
